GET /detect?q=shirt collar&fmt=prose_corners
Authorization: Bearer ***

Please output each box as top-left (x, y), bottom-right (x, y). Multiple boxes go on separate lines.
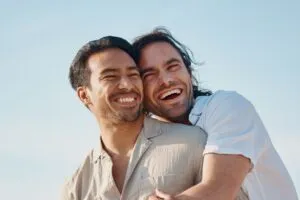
top-left (189, 95), bottom-right (210, 125)
top-left (92, 116), bottom-right (164, 163)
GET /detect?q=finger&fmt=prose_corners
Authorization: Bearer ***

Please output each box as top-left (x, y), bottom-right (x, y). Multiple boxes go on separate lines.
top-left (155, 189), bottom-right (173, 200)
top-left (148, 194), bottom-right (160, 200)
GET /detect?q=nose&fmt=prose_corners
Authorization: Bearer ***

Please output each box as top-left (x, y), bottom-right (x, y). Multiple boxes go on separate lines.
top-left (158, 71), bottom-right (173, 87)
top-left (118, 76), bottom-right (134, 90)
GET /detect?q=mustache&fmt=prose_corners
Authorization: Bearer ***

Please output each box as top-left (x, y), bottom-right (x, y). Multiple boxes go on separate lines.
top-left (156, 81), bottom-right (178, 92)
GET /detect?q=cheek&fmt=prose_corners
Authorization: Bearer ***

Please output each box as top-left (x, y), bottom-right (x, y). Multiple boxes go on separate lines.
top-left (178, 70), bottom-right (192, 88)
top-left (135, 79), bottom-right (144, 90)
top-left (98, 85), bottom-right (112, 100)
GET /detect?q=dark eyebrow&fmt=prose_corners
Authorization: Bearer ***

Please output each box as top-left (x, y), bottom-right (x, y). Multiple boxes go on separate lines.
top-left (127, 66), bottom-right (140, 72)
top-left (140, 66), bottom-right (156, 75)
top-left (100, 66), bottom-right (140, 75)
top-left (140, 58), bottom-right (181, 75)
top-left (99, 68), bottom-right (118, 75)
top-left (127, 66), bottom-right (141, 76)
top-left (164, 58), bottom-right (181, 66)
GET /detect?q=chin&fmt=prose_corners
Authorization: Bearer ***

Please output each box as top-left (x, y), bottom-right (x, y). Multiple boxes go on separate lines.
top-left (165, 108), bottom-right (188, 122)
top-left (119, 108), bottom-right (143, 122)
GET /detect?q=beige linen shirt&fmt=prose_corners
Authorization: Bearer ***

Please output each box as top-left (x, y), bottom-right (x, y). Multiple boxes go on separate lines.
top-left (61, 117), bottom-right (248, 200)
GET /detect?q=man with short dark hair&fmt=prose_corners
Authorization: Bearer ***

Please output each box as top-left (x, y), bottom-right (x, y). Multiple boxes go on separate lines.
top-left (133, 28), bottom-right (298, 200)
top-left (61, 36), bottom-right (208, 200)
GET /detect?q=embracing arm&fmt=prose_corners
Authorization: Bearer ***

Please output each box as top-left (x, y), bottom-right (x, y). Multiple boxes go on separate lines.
top-left (176, 153), bottom-right (251, 200)
top-left (176, 92), bottom-right (259, 200)
top-left (149, 153), bottom-right (250, 200)
top-left (150, 91), bottom-right (266, 200)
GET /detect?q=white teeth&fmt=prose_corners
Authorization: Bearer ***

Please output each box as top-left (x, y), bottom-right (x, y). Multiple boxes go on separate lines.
top-left (160, 89), bottom-right (181, 99)
top-left (118, 97), bottom-right (134, 103)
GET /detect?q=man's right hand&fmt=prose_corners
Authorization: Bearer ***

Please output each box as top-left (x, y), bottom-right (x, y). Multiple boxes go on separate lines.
top-left (148, 189), bottom-right (176, 200)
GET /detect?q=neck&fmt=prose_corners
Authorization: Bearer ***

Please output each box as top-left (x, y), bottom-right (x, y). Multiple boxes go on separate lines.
top-left (171, 96), bottom-right (194, 125)
top-left (171, 113), bottom-right (191, 125)
top-left (153, 114), bottom-right (191, 125)
top-left (98, 115), bottom-right (144, 157)
top-left (179, 97), bottom-right (195, 124)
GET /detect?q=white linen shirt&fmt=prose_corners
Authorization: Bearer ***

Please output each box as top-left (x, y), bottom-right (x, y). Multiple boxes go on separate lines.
top-left (189, 90), bottom-right (298, 200)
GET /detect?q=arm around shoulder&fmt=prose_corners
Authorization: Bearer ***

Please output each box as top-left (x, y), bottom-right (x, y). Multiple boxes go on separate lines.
top-left (175, 91), bottom-right (265, 199)
top-left (176, 153), bottom-right (251, 200)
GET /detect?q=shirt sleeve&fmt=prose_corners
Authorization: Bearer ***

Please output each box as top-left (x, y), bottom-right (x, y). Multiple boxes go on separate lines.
top-left (60, 182), bottom-right (73, 200)
top-left (200, 91), bottom-right (270, 166)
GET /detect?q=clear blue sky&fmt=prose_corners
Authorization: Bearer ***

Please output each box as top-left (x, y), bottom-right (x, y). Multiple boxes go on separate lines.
top-left (1, 1), bottom-right (299, 199)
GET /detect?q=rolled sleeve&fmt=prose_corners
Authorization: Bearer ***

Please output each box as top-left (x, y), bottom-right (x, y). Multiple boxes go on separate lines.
top-left (191, 91), bottom-right (269, 167)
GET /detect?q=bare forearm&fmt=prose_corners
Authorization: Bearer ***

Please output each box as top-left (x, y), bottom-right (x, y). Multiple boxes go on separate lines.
top-left (174, 154), bottom-right (250, 200)
top-left (149, 154), bottom-right (250, 200)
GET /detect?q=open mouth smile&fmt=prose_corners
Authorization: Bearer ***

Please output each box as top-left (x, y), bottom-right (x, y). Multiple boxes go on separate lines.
top-left (117, 97), bottom-right (135, 103)
top-left (113, 93), bottom-right (141, 108)
top-left (158, 88), bottom-right (183, 101)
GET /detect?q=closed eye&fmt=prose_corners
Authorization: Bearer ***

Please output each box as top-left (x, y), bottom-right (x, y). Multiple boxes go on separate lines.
top-left (168, 64), bottom-right (180, 71)
top-left (142, 72), bottom-right (155, 80)
top-left (129, 73), bottom-right (140, 78)
top-left (101, 75), bottom-right (117, 80)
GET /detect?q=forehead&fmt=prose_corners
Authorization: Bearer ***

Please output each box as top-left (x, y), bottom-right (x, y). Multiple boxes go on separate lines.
top-left (139, 42), bottom-right (182, 64)
top-left (87, 48), bottom-right (137, 72)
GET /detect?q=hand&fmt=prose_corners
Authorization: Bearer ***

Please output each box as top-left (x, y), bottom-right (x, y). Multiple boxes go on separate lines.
top-left (148, 189), bottom-right (175, 200)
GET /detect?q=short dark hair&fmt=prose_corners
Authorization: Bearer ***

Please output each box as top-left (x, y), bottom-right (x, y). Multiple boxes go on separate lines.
top-left (132, 27), bottom-right (211, 98)
top-left (69, 36), bottom-right (137, 90)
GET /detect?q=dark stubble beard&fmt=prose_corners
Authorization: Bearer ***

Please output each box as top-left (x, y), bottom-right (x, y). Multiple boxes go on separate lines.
top-left (107, 104), bottom-right (144, 123)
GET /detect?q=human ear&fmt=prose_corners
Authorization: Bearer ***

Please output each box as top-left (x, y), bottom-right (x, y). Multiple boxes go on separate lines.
top-left (77, 86), bottom-right (92, 107)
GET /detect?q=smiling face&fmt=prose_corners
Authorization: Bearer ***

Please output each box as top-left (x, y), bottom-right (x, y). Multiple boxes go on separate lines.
top-left (78, 48), bottom-right (143, 123)
top-left (139, 42), bottom-right (193, 123)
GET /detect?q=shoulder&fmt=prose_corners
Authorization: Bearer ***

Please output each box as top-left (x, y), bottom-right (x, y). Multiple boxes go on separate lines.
top-left (193, 90), bottom-right (255, 121)
top-left (206, 90), bottom-right (256, 121)
top-left (195, 90), bottom-right (252, 110)
top-left (61, 149), bottom-right (96, 199)
top-left (190, 90), bottom-right (256, 128)
top-left (208, 90), bottom-right (252, 108)
top-left (148, 117), bottom-right (207, 147)
top-left (66, 149), bottom-right (96, 184)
